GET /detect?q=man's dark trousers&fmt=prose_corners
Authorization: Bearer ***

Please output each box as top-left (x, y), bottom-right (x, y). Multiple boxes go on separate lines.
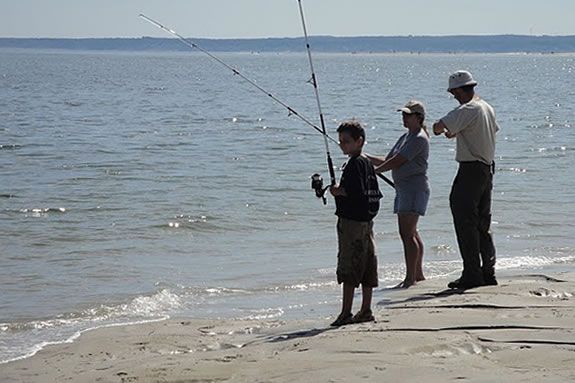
top-left (450, 161), bottom-right (496, 283)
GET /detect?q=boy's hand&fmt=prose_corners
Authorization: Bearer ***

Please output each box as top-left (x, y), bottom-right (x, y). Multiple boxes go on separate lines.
top-left (329, 185), bottom-right (338, 197)
top-left (330, 185), bottom-right (347, 197)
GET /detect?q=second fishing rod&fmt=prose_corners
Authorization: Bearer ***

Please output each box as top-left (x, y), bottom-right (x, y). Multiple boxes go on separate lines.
top-left (294, 0), bottom-right (393, 201)
top-left (297, 0), bottom-right (335, 198)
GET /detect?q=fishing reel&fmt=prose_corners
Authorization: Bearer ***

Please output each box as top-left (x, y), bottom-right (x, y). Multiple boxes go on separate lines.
top-left (310, 173), bottom-right (329, 205)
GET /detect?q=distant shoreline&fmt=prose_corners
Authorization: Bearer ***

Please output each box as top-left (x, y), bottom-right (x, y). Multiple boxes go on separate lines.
top-left (1, 35), bottom-right (575, 53)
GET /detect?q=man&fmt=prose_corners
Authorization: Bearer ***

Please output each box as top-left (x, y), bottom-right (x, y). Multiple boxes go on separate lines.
top-left (433, 70), bottom-right (499, 289)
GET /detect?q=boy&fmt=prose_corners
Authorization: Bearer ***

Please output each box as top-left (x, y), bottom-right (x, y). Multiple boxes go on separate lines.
top-left (329, 120), bottom-right (382, 326)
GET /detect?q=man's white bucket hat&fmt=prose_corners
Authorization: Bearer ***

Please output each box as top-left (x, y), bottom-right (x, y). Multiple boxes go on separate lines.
top-left (448, 70), bottom-right (477, 91)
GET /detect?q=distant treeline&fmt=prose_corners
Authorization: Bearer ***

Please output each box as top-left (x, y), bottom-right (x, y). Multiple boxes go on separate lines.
top-left (1, 35), bottom-right (575, 53)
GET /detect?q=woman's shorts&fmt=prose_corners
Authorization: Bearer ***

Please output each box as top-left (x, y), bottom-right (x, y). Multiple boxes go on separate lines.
top-left (394, 185), bottom-right (430, 216)
top-left (336, 218), bottom-right (378, 288)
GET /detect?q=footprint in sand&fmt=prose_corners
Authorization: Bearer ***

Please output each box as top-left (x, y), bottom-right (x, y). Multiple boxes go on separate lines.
top-left (529, 288), bottom-right (573, 299)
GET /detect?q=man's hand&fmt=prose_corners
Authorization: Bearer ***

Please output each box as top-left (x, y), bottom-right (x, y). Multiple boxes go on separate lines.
top-left (445, 130), bottom-right (457, 138)
top-left (433, 120), bottom-right (447, 136)
top-left (434, 120), bottom-right (456, 138)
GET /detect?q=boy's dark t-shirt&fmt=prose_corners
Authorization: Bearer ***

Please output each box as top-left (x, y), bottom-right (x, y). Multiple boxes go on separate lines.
top-left (335, 155), bottom-right (382, 222)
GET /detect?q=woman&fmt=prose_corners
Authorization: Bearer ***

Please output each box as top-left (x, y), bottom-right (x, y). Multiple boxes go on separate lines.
top-left (366, 100), bottom-right (430, 288)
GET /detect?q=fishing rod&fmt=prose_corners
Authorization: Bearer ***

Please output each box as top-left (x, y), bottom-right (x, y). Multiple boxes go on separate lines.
top-left (138, 14), bottom-right (395, 194)
top-left (296, 1), bottom-right (394, 198)
top-left (297, 0), bottom-right (336, 204)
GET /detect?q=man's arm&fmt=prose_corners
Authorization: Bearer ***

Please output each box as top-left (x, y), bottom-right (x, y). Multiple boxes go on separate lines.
top-left (433, 120), bottom-right (456, 138)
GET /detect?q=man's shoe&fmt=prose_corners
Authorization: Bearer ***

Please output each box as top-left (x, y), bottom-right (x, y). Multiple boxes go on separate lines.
top-left (447, 278), bottom-right (461, 289)
top-left (447, 278), bottom-right (483, 290)
top-left (330, 312), bottom-right (353, 327)
top-left (483, 276), bottom-right (498, 286)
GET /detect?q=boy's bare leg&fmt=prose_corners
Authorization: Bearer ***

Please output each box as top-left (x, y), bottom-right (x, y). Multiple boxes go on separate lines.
top-left (341, 283), bottom-right (355, 315)
top-left (360, 285), bottom-right (373, 314)
top-left (331, 283), bottom-right (356, 326)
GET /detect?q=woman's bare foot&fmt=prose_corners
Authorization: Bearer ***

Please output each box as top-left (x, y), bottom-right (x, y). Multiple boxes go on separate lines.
top-left (393, 279), bottom-right (416, 289)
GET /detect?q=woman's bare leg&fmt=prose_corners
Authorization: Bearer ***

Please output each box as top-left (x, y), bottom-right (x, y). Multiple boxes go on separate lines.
top-left (414, 230), bottom-right (426, 281)
top-left (397, 213), bottom-right (422, 288)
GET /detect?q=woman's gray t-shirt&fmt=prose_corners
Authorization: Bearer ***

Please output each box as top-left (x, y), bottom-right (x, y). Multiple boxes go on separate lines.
top-left (389, 129), bottom-right (430, 189)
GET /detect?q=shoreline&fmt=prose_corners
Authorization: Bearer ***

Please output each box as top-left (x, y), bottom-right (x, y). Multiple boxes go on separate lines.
top-left (0, 317), bottom-right (170, 366)
top-left (2, 273), bottom-right (574, 382)
top-left (2, 48), bottom-right (575, 56)
top-left (2, 35), bottom-right (575, 54)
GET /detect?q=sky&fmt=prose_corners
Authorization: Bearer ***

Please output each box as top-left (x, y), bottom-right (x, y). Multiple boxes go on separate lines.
top-left (2, 0), bottom-right (575, 38)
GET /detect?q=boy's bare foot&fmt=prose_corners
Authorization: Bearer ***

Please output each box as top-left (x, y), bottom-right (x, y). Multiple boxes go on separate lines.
top-left (352, 309), bottom-right (375, 323)
top-left (330, 312), bottom-right (353, 327)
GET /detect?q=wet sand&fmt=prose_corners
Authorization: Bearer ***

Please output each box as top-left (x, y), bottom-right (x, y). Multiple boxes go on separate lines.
top-left (2, 273), bottom-right (574, 382)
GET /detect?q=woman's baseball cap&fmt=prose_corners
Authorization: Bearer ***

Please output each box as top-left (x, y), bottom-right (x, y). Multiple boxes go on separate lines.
top-left (447, 70), bottom-right (477, 91)
top-left (397, 100), bottom-right (425, 117)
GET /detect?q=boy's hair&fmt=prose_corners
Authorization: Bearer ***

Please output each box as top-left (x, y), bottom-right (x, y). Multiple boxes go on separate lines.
top-left (337, 120), bottom-right (365, 141)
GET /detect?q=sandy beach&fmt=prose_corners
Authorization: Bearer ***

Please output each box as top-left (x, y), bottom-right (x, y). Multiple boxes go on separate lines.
top-left (2, 272), bottom-right (574, 383)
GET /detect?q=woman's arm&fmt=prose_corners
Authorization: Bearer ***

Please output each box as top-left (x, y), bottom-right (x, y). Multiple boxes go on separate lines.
top-left (374, 153), bottom-right (407, 173)
top-left (364, 152), bottom-right (387, 167)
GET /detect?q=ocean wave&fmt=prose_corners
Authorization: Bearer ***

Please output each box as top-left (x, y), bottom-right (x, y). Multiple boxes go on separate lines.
top-left (201, 287), bottom-right (251, 296)
top-left (497, 255), bottom-right (575, 269)
top-left (179, 282), bottom-right (335, 299)
top-left (266, 281), bottom-right (337, 292)
top-left (164, 214), bottom-right (222, 232)
top-left (19, 207), bottom-right (67, 216)
top-left (0, 144), bottom-right (23, 150)
top-left (4, 206), bottom-right (125, 216)
top-left (0, 289), bottom-right (181, 334)
top-left (0, 317), bottom-right (168, 365)
top-left (0, 289), bottom-right (181, 364)
top-left (224, 116), bottom-right (264, 124)
top-left (430, 244), bottom-right (457, 256)
top-left (532, 146), bottom-right (570, 154)
top-left (500, 167), bottom-right (528, 173)
top-left (160, 214), bottom-right (269, 233)
top-left (240, 307), bottom-right (284, 320)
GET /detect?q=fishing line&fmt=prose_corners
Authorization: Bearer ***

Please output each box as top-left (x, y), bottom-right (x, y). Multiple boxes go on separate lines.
top-left (138, 13), bottom-right (394, 190)
top-left (139, 14), bottom-right (337, 145)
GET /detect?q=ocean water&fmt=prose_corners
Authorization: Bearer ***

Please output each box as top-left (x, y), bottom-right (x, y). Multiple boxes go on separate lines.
top-left (1, 49), bottom-right (574, 363)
